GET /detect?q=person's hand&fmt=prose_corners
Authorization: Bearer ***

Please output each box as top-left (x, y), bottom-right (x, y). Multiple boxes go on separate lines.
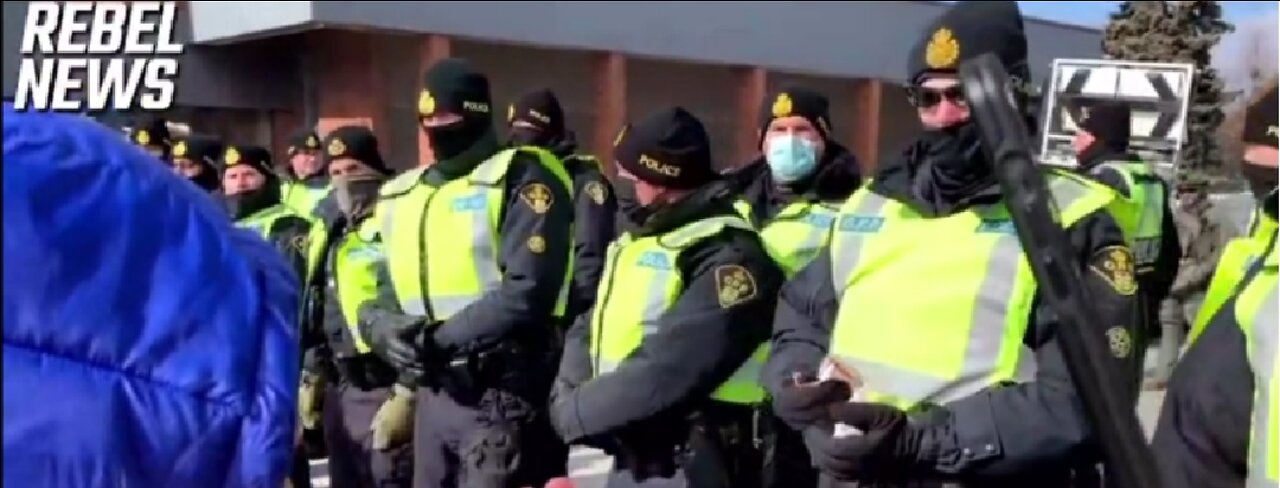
top-left (771, 373), bottom-right (852, 427)
top-left (297, 371), bottom-right (326, 430)
top-left (368, 320), bottom-right (427, 375)
top-left (369, 383), bottom-right (416, 451)
top-left (802, 402), bottom-right (915, 481)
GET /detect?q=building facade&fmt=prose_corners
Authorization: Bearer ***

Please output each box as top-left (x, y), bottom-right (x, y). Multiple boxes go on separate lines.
top-left (2, 1), bottom-right (1103, 174)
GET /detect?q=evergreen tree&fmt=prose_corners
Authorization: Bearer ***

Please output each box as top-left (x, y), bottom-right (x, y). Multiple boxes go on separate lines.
top-left (1170, 1), bottom-right (1235, 182)
top-left (1102, 1), bottom-right (1235, 183)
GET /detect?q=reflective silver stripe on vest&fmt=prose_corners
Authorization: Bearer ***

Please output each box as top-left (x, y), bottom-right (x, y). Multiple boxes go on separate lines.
top-left (379, 157), bottom-right (506, 319)
top-left (1249, 278), bottom-right (1279, 487)
top-left (378, 196), bottom-right (426, 316)
top-left (830, 193), bottom-right (1037, 406)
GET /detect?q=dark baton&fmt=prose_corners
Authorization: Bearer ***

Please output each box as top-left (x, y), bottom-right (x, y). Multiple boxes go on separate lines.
top-left (957, 53), bottom-right (1162, 488)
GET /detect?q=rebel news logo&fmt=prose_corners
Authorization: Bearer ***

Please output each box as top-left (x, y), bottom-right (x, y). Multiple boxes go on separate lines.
top-left (15, 1), bottom-right (183, 112)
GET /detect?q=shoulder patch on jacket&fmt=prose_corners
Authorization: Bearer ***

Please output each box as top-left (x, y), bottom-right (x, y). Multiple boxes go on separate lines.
top-left (584, 180), bottom-right (608, 205)
top-left (1090, 245), bottom-right (1138, 296)
top-left (519, 183), bottom-right (554, 214)
top-left (715, 264), bottom-right (758, 309)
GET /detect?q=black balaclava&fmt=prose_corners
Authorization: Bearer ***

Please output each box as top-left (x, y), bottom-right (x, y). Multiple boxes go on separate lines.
top-left (1076, 101), bottom-right (1134, 168)
top-left (507, 88), bottom-right (567, 150)
top-left (172, 135), bottom-right (224, 193)
top-left (222, 145), bottom-right (281, 220)
top-left (324, 125), bottom-right (392, 223)
top-left (613, 107), bottom-right (718, 230)
top-left (419, 58), bottom-right (498, 178)
top-left (1242, 84), bottom-right (1279, 200)
top-left (905, 0), bottom-right (1030, 208)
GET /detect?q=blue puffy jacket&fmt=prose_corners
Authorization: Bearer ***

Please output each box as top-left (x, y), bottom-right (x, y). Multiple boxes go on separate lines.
top-left (3, 104), bottom-right (301, 488)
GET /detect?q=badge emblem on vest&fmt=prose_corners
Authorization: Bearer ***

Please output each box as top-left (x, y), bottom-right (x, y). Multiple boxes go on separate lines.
top-left (715, 265), bottom-right (758, 309)
top-left (1091, 245), bottom-right (1138, 296)
top-left (585, 181), bottom-right (608, 205)
top-left (519, 183), bottom-right (554, 214)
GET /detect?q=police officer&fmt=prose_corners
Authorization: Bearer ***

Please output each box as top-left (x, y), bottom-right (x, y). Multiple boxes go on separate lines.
top-left (299, 125), bottom-right (413, 487)
top-left (220, 142), bottom-right (319, 488)
top-left (170, 135), bottom-right (224, 193)
top-left (356, 58), bottom-right (575, 488)
top-left (1071, 101), bottom-right (1180, 382)
top-left (764, 2), bottom-right (1140, 485)
top-left (549, 107), bottom-right (785, 488)
top-left (130, 115), bottom-right (172, 162)
top-left (222, 144), bottom-right (316, 280)
top-left (507, 88), bottom-right (620, 323)
top-left (721, 86), bottom-right (863, 488)
top-left (1151, 83), bottom-right (1278, 488)
top-left (282, 128), bottom-right (333, 218)
top-left (1185, 83), bottom-right (1280, 344)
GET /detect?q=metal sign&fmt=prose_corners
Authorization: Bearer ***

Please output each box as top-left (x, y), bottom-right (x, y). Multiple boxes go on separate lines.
top-left (1039, 58), bottom-right (1195, 168)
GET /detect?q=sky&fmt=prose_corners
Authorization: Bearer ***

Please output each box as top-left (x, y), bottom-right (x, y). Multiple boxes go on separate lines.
top-left (1014, 1), bottom-right (1279, 28)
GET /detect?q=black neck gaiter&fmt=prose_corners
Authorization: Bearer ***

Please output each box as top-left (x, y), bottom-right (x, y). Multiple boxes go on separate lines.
top-left (911, 122), bottom-right (995, 209)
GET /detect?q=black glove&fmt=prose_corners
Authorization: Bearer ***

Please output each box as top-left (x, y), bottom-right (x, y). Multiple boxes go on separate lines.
top-left (367, 318), bottom-right (427, 376)
top-left (802, 402), bottom-right (918, 481)
top-left (770, 374), bottom-right (852, 428)
top-left (614, 419), bottom-right (684, 482)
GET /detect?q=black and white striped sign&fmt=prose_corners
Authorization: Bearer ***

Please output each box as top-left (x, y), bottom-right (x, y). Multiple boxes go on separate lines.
top-left (1039, 59), bottom-right (1194, 168)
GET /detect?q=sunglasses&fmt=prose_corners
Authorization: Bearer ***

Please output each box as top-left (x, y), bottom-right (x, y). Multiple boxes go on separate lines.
top-left (907, 85), bottom-right (967, 109)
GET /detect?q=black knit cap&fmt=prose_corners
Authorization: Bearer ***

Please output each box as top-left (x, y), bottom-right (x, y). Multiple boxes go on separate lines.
top-left (760, 86), bottom-right (833, 138)
top-left (172, 136), bottom-right (224, 169)
top-left (222, 144), bottom-right (274, 179)
top-left (1078, 101), bottom-right (1132, 147)
top-left (419, 58), bottom-right (493, 118)
top-left (1244, 84), bottom-right (1278, 148)
top-left (287, 128), bottom-right (322, 157)
top-left (614, 107), bottom-right (715, 189)
top-left (508, 89), bottom-right (565, 135)
top-left (323, 125), bottom-right (391, 175)
top-left (907, 0), bottom-right (1029, 84)
top-left (131, 115), bottom-right (171, 148)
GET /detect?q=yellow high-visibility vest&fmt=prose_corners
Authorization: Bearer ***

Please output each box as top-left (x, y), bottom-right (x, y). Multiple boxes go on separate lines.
top-left (1092, 161), bottom-right (1166, 271)
top-left (1238, 243), bottom-right (1278, 487)
top-left (589, 214), bottom-right (768, 404)
top-left (375, 147), bottom-right (573, 320)
top-left (827, 171), bottom-right (1114, 410)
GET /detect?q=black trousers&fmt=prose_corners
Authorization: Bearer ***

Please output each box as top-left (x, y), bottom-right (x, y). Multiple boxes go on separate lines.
top-left (412, 387), bottom-right (567, 488)
top-left (322, 382), bottom-right (414, 487)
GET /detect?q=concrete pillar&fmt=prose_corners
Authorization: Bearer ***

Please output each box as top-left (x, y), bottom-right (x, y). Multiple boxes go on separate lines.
top-left (733, 66), bottom-right (768, 168)
top-left (417, 34), bottom-right (453, 167)
top-left (310, 31), bottom-right (390, 145)
top-left (591, 52), bottom-right (627, 178)
top-left (850, 79), bottom-right (883, 173)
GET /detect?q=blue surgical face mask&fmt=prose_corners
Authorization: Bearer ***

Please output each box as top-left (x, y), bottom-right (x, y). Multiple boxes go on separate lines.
top-left (765, 134), bottom-right (819, 183)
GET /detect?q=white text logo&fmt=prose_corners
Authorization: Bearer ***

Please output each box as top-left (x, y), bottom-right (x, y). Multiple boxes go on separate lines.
top-left (15, 1), bottom-right (184, 112)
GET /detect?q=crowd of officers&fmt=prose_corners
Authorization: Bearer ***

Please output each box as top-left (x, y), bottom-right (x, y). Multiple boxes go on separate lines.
top-left (121, 1), bottom-right (1277, 487)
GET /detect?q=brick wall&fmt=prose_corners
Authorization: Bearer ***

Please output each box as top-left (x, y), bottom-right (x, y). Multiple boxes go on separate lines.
top-left (627, 57), bottom-right (739, 171)
top-left (452, 39), bottom-right (597, 157)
